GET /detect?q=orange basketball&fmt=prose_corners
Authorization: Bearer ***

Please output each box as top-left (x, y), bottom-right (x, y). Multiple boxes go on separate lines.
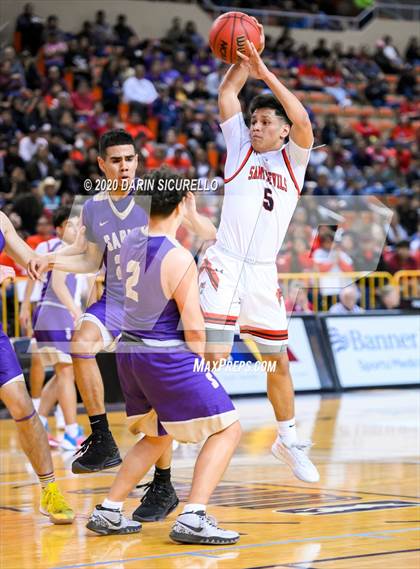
top-left (209, 12), bottom-right (262, 64)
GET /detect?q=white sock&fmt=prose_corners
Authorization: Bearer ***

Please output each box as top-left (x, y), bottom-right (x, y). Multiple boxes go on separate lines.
top-left (55, 405), bottom-right (64, 418)
top-left (183, 503), bottom-right (206, 514)
top-left (102, 498), bottom-right (123, 511)
top-left (32, 398), bottom-right (41, 412)
top-left (277, 418), bottom-right (297, 446)
top-left (65, 423), bottom-right (79, 439)
top-left (39, 415), bottom-right (48, 429)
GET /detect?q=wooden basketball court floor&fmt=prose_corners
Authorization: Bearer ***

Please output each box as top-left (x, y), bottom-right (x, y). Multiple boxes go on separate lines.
top-left (0, 389), bottom-right (419, 569)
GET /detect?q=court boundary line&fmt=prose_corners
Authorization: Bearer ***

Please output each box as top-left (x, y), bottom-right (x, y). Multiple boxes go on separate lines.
top-left (49, 526), bottom-right (420, 569)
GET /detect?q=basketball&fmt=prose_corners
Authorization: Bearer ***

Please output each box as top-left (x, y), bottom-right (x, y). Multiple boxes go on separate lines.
top-left (209, 12), bottom-right (262, 64)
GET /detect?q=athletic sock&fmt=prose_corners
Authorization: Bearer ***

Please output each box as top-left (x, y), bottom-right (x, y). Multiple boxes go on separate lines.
top-left (102, 498), bottom-right (123, 511)
top-left (89, 414), bottom-right (109, 434)
top-left (277, 418), bottom-right (297, 446)
top-left (183, 503), bottom-right (206, 514)
top-left (32, 398), bottom-right (40, 412)
top-left (39, 472), bottom-right (55, 489)
top-left (65, 423), bottom-right (79, 439)
top-left (154, 466), bottom-right (171, 484)
top-left (39, 415), bottom-right (48, 429)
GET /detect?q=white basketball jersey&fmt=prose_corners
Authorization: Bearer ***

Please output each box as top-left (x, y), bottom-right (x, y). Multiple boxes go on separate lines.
top-left (217, 113), bottom-right (311, 263)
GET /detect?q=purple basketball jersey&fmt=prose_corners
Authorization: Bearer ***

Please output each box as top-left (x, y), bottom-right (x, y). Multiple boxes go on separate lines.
top-left (39, 239), bottom-right (77, 307)
top-left (82, 192), bottom-right (148, 305)
top-left (0, 224), bottom-right (24, 385)
top-left (120, 228), bottom-right (183, 341)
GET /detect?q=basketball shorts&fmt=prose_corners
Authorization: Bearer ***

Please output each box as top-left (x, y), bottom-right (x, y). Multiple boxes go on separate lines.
top-left (116, 339), bottom-right (238, 443)
top-left (199, 245), bottom-right (288, 349)
top-left (77, 296), bottom-right (122, 352)
top-left (0, 329), bottom-right (25, 388)
top-left (32, 305), bottom-right (73, 366)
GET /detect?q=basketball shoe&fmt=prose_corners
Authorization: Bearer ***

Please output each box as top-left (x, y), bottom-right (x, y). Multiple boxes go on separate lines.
top-left (40, 482), bottom-right (75, 524)
top-left (71, 430), bottom-right (121, 474)
top-left (170, 511), bottom-right (239, 545)
top-left (132, 479), bottom-right (179, 522)
top-left (271, 438), bottom-right (320, 483)
top-left (61, 425), bottom-right (84, 452)
top-left (87, 505), bottom-right (141, 535)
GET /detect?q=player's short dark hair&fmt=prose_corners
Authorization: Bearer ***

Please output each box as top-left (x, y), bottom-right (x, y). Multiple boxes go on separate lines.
top-left (53, 206), bottom-right (72, 228)
top-left (98, 129), bottom-right (135, 158)
top-left (249, 94), bottom-right (292, 126)
top-left (138, 166), bottom-right (188, 217)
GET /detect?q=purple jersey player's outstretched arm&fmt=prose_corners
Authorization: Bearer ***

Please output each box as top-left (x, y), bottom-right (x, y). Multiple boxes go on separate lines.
top-left (0, 212), bottom-right (41, 269)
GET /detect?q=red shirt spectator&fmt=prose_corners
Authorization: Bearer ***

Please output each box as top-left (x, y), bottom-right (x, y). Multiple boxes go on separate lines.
top-left (164, 147), bottom-right (192, 174)
top-left (391, 121), bottom-right (416, 144)
top-left (353, 118), bottom-right (380, 139)
top-left (71, 81), bottom-right (94, 115)
top-left (25, 215), bottom-right (53, 249)
top-left (384, 241), bottom-right (419, 273)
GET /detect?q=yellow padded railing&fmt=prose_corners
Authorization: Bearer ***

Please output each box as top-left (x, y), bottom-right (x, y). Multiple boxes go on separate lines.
top-left (1, 271), bottom-right (419, 334)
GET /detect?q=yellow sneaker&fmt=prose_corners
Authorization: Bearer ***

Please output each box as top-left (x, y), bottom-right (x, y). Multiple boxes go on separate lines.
top-left (40, 482), bottom-right (75, 524)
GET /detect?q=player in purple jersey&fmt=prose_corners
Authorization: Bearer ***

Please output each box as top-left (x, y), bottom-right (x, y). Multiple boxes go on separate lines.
top-left (0, 212), bottom-right (74, 524)
top-left (32, 207), bottom-right (84, 451)
top-left (29, 130), bottom-right (217, 492)
top-left (86, 167), bottom-right (241, 544)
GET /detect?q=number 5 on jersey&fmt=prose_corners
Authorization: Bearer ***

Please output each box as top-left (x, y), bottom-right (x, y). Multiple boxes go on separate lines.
top-left (263, 187), bottom-right (274, 211)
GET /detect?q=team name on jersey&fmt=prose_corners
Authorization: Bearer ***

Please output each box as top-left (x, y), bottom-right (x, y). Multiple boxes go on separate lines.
top-left (103, 229), bottom-right (132, 252)
top-left (248, 166), bottom-right (288, 192)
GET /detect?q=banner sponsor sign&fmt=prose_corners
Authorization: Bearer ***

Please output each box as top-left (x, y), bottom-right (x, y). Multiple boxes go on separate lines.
top-left (325, 314), bottom-right (420, 387)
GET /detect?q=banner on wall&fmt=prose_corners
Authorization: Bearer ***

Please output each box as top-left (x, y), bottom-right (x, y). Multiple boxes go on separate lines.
top-left (215, 317), bottom-right (322, 395)
top-left (324, 314), bottom-right (420, 387)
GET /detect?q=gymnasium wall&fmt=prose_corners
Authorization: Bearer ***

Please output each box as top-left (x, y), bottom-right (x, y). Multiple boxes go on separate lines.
top-left (1, 0), bottom-right (419, 51)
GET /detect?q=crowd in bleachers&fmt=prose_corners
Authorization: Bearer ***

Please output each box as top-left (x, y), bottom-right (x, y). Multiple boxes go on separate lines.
top-left (0, 6), bottom-right (418, 293)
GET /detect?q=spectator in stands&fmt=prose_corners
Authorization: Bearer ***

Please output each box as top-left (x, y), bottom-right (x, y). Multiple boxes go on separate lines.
top-left (313, 233), bottom-right (354, 297)
top-left (92, 10), bottom-right (114, 48)
top-left (18, 126), bottom-right (48, 163)
top-left (384, 240), bottom-right (419, 273)
top-left (113, 15), bottom-right (134, 46)
top-left (329, 285), bottom-right (364, 314)
top-left (43, 32), bottom-right (68, 69)
top-left (59, 160), bottom-right (80, 196)
top-left (321, 115), bottom-right (341, 145)
top-left (377, 284), bottom-right (401, 310)
top-left (405, 37), bottom-right (420, 65)
top-left (284, 280), bottom-right (313, 314)
top-left (353, 116), bottom-right (380, 139)
top-left (312, 38), bottom-right (330, 59)
top-left (164, 17), bottom-right (183, 47)
top-left (164, 144), bottom-right (192, 174)
top-left (15, 3), bottom-right (44, 55)
top-left (387, 212), bottom-right (409, 245)
top-left (71, 80), bottom-right (95, 117)
top-left (122, 64), bottom-right (159, 121)
top-left (323, 59), bottom-right (352, 107)
top-left (25, 146), bottom-right (56, 183)
top-left (313, 173), bottom-right (336, 196)
top-left (397, 66), bottom-right (417, 99)
top-left (25, 214), bottom-right (54, 249)
top-left (364, 74), bottom-right (389, 107)
top-left (43, 15), bottom-right (65, 42)
top-left (382, 36), bottom-right (404, 71)
top-left (40, 176), bottom-right (60, 213)
top-left (390, 115), bottom-right (416, 145)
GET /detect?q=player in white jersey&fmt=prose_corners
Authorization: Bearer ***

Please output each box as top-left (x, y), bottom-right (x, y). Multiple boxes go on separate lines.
top-left (199, 34), bottom-right (319, 482)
